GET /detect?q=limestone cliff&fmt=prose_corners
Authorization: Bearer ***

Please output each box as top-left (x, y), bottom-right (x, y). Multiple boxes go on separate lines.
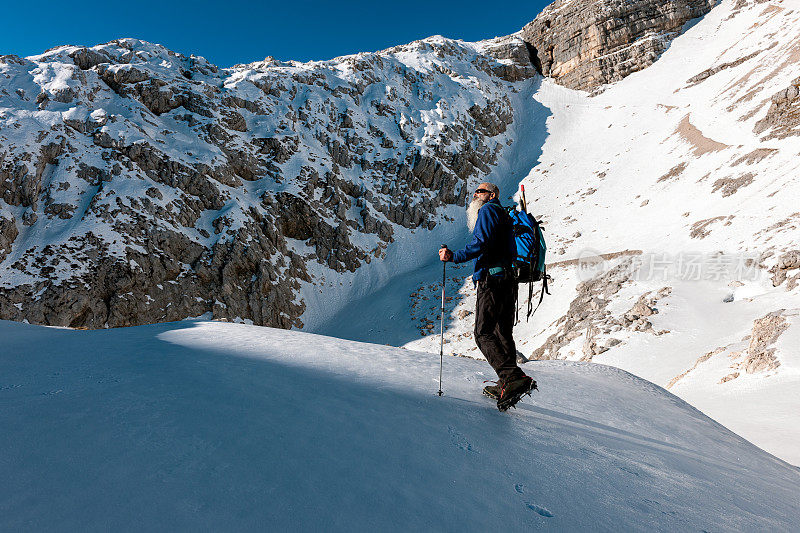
top-left (522, 0), bottom-right (715, 91)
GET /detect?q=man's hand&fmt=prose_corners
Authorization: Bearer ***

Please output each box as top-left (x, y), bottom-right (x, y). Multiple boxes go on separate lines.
top-left (439, 246), bottom-right (453, 262)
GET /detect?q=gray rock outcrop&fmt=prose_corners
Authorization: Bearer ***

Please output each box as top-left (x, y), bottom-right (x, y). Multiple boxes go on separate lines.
top-left (755, 77), bottom-right (800, 139)
top-left (742, 311), bottom-right (787, 373)
top-left (0, 215), bottom-right (17, 262)
top-left (770, 250), bottom-right (800, 288)
top-left (531, 257), bottom-right (670, 361)
top-left (522, 0), bottom-right (715, 91)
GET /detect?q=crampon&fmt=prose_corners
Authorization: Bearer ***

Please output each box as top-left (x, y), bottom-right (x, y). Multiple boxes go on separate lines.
top-left (497, 376), bottom-right (537, 412)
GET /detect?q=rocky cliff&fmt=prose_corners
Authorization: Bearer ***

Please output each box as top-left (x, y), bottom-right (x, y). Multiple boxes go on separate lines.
top-left (0, 37), bottom-right (535, 328)
top-left (522, 0), bottom-right (715, 91)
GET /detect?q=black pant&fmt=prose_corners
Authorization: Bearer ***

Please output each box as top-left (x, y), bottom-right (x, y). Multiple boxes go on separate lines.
top-left (474, 275), bottom-right (524, 383)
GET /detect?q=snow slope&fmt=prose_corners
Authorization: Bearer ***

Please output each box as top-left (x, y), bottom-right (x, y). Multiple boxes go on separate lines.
top-left (328, 0), bottom-right (800, 466)
top-left (1, 319), bottom-right (799, 530)
top-left (513, 0), bottom-right (800, 466)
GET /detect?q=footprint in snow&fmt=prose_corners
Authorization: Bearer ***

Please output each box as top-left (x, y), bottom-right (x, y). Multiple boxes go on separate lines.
top-left (447, 426), bottom-right (474, 453)
top-left (526, 503), bottom-right (554, 518)
top-left (514, 484), bottom-right (524, 494)
top-left (619, 466), bottom-right (641, 477)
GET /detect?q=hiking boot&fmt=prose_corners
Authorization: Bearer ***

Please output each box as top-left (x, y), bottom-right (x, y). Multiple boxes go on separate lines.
top-left (482, 383), bottom-right (501, 400)
top-left (497, 375), bottom-right (535, 412)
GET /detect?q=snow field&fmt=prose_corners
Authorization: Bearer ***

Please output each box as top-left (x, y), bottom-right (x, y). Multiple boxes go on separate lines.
top-left (1, 319), bottom-right (799, 530)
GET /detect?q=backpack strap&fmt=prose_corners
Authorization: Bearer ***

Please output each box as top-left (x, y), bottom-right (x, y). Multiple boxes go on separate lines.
top-left (527, 265), bottom-right (551, 320)
top-left (526, 279), bottom-right (533, 321)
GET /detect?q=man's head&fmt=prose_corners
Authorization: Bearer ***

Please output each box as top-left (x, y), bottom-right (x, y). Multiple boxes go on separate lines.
top-left (467, 182), bottom-right (499, 232)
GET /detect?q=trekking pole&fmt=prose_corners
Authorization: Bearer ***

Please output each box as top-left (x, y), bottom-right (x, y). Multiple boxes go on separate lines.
top-left (520, 184), bottom-right (528, 212)
top-left (438, 245), bottom-right (447, 396)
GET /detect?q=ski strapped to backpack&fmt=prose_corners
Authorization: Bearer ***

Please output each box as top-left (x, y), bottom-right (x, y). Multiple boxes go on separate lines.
top-left (507, 184), bottom-right (550, 322)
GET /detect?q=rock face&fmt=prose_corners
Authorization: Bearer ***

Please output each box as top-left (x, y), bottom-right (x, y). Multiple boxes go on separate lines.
top-left (0, 37), bottom-right (534, 329)
top-left (522, 0), bottom-right (715, 91)
top-left (769, 249), bottom-right (800, 288)
top-left (755, 77), bottom-right (800, 139)
top-left (742, 311), bottom-right (786, 373)
top-left (530, 256), bottom-right (670, 361)
top-left (0, 215), bottom-right (17, 262)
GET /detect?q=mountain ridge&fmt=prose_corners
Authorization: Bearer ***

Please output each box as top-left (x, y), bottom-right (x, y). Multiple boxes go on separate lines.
top-left (0, 34), bottom-right (535, 328)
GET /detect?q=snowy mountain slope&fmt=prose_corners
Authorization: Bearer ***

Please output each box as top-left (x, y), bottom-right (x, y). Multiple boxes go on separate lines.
top-left (391, 0), bottom-right (800, 465)
top-left (406, 254), bottom-right (800, 465)
top-left (515, 0), bottom-right (800, 464)
top-left (1, 318), bottom-right (798, 530)
top-left (0, 0), bottom-right (719, 335)
top-left (524, 0), bottom-right (800, 261)
top-left (313, 74), bottom-right (551, 342)
top-left (0, 35), bottom-right (536, 330)
top-left (1, 0), bottom-right (797, 491)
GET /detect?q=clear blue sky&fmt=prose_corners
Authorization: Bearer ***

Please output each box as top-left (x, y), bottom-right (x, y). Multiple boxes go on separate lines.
top-left (0, 0), bottom-right (550, 67)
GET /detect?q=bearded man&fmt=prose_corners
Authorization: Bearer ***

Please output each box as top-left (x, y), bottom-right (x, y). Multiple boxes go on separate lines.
top-left (439, 182), bottom-right (535, 411)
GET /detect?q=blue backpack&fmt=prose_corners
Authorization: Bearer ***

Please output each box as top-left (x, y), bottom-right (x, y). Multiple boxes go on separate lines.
top-left (507, 207), bottom-right (550, 321)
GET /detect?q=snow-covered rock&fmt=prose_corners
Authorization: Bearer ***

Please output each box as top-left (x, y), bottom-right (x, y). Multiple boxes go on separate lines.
top-left (0, 36), bottom-right (533, 329)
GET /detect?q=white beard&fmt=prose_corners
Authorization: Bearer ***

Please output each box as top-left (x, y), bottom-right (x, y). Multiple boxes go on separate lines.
top-left (466, 197), bottom-right (486, 232)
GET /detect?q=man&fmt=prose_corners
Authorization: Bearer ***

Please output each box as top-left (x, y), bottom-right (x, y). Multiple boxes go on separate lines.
top-left (439, 182), bottom-right (535, 411)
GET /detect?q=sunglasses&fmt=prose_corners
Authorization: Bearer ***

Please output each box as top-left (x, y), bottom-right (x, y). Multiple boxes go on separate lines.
top-left (474, 188), bottom-right (492, 195)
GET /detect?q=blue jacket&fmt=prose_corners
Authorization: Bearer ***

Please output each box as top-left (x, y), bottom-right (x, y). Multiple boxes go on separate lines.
top-left (452, 199), bottom-right (515, 281)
